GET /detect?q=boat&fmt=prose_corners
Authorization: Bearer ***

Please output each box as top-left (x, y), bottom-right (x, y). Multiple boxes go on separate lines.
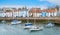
top-left (11, 19), bottom-right (22, 25)
top-left (29, 18), bottom-right (43, 32)
top-left (29, 26), bottom-right (43, 32)
top-left (23, 23), bottom-right (33, 29)
top-left (1, 20), bottom-right (6, 24)
top-left (45, 22), bottom-right (54, 28)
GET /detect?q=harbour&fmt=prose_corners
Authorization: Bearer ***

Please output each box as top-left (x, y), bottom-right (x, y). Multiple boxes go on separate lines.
top-left (0, 23), bottom-right (60, 35)
top-left (0, 1), bottom-right (60, 35)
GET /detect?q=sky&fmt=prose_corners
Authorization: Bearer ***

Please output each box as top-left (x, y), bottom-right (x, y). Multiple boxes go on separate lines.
top-left (0, 0), bottom-right (59, 8)
top-left (40, 0), bottom-right (60, 5)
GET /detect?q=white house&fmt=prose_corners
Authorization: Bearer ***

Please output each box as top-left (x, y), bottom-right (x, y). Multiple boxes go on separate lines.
top-left (19, 10), bottom-right (29, 17)
top-left (29, 8), bottom-right (41, 17)
top-left (13, 12), bottom-right (19, 17)
top-left (0, 12), bottom-right (6, 17)
top-left (22, 11), bottom-right (29, 17)
top-left (44, 9), bottom-right (58, 17)
top-left (5, 12), bottom-right (13, 17)
top-left (18, 11), bottom-right (23, 17)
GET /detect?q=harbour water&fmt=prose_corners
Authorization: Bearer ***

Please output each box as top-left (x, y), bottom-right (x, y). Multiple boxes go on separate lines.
top-left (0, 22), bottom-right (60, 35)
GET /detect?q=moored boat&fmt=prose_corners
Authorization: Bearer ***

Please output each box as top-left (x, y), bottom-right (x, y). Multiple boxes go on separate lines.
top-left (29, 26), bottom-right (43, 32)
top-left (11, 19), bottom-right (22, 25)
top-left (23, 23), bottom-right (33, 29)
top-left (1, 20), bottom-right (6, 24)
top-left (45, 22), bottom-right (54, 28)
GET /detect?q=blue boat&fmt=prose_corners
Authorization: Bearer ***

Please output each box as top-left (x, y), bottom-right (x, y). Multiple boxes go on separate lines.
top-left (25, 23), bottom-right (32, 26)
top-left (24, 23), bottom-right (33, 29)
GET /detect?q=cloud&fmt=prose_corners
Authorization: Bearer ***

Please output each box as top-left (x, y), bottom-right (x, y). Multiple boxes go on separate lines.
top-left (47, 0), bottom-right (60, 5)
top-left (39, 0), bottom-right (60, 5)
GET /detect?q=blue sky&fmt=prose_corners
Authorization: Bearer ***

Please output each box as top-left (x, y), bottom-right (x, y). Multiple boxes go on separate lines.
top-left (0, 0), bottom-right (56, 7)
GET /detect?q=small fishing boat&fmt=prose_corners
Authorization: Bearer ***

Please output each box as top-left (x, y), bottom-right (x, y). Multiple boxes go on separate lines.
top-left (29, 26), bottom-right (43, 32)
top-left (24, 23), bottom-right (33, 29)
top-left (11, 20), bottom-right (22, 25)
top-left (45, 22), bottom-right (54, 28)
top-left (1, 20), bottom-right (6, 24)
top-left (29, 15), bottom-right (43, 32)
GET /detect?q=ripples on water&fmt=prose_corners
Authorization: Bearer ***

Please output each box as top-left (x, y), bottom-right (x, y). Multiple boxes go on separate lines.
top-left (0, 22), bottom-right (60, 35)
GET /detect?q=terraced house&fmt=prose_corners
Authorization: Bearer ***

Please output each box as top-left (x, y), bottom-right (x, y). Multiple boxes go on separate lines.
top-left (43, 8), bottom-right (58, 17)
top-left (29, 8), bottom-right (42, 17)
top-left (0, 7), bottom-right (58, 18)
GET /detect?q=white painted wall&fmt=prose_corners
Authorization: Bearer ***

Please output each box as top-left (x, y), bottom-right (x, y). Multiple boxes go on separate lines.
top-left (13, 12), bottom-right (19, 17)
top-left (19, 11), bottom-right (29, 17)
top-left (18, 11), bottom-right (23, 17)
top-left (33, 13), bottom-right (36, 17)
top-left (0, 13), bottom-right (6, 17)
top-left (46, 12), bottom-right (57, 17)
top-left (5, 12), bottom-right (12, 17)
top-left (54, 12), bottom-right (57, 16)
top-left (36, 13), bottom-right (40, 17)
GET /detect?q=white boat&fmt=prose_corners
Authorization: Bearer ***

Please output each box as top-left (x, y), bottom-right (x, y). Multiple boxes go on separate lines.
top-left (23, 23), bottom-right (33, 29)
top-left (45, 22), bottom-right (54, 28)
top-left (1, 20), bottom-right (6, 24)
top-left (29, 16), bottom-right (43, 32)
top-left (29, 26), bottom-right (43, 32)
top-left (16, 21), bottom-right (22, 24)
top-left (11, 20), bottom-right (22, 25)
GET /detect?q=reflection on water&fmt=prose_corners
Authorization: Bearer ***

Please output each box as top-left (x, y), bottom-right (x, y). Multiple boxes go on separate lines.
top-left (0, 22), bottom-right (60, 35)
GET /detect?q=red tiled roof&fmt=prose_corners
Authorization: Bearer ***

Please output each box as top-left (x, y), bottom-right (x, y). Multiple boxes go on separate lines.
top-left (29, 8), bottom-right (58, 13)
top-left (41, 9), bottom-right (57, 12)
top-left (29, 8), bottom-right (42, 13)
top-left (45, 9), bottom-right (57, 12)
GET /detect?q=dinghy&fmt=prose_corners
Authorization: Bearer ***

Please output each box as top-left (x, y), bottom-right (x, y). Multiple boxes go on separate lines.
top-left (29, 15), bottom-right (43, 32)
top-left (1, 20), bottom-right (6, 24)
top-left (11, 20), bottom-right (22, 25)
top-left (24, 23), bottom-right (33, 29)
top-left (45, 22), bottom-right (54, 28)
top-left (29, 26), bottom-right (43, 32)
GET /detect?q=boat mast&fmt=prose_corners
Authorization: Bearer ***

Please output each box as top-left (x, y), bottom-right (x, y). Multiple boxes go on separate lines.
top-left (26, 7), bottom-right (29, 23)
top-left (34, 9), bottom-right (36, 25)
